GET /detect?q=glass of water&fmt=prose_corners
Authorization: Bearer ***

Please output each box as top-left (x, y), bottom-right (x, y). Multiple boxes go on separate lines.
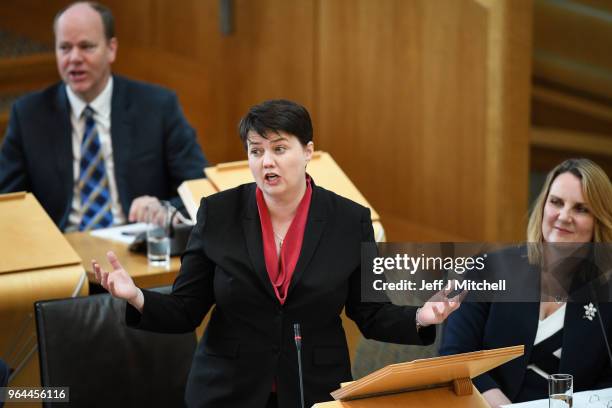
top-left (146, 200), bottom-right (171, 268)
top-left (549, 374), bottom-right (573, 408)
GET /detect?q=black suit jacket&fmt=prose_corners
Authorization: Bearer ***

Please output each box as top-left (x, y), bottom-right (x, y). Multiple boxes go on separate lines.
top-left (0, 75), bottom-right (207, 230)
top-left (127, 182), bottom-right (434, 408)
top-left (440, 247), bottom-right (612, 402)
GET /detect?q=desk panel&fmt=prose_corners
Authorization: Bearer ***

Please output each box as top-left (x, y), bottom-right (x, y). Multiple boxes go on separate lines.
top-left (65, 232), bottom-right (180, 288)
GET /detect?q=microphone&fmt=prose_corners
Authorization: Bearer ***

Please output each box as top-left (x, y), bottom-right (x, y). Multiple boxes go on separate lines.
top-left (294, 323), bottom-right (305, 408)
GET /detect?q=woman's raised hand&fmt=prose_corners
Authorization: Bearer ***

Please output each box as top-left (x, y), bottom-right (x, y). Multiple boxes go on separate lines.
top-left (416, 286), bottom-right (464, 327)
top-left (92, 251), bottom-right (144, 312)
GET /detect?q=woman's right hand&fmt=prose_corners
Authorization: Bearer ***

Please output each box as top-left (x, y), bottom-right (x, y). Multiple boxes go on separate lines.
top-left (92, 251), bottom-right (144, 312)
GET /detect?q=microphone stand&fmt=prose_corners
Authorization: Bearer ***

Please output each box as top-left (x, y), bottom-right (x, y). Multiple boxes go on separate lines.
top-left (294, 323), bottom-right (305, 408)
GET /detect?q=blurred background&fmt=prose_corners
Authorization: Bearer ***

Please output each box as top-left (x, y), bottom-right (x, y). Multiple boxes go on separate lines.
top-left (0, 0), bottom-right (610, 242)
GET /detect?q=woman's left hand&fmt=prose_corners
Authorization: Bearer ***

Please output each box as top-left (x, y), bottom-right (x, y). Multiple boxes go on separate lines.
top-left (417, 287), bottom-right (464, 326)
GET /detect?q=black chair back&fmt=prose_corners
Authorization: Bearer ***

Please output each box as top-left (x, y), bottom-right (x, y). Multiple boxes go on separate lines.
top-left (35, 288), bottom-right (196, 408)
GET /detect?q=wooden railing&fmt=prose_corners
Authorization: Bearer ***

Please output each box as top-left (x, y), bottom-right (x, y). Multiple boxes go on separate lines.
top-left (0, 51), bottom-right (57, 139)
top-left (0, 52), bottom-right (57, 93)
top-left (531, 0), bottom-right (612, 173)
top-left (533, 0), bottom-right (612, 100)
top-left (532, 127), bottom-right (612, 157)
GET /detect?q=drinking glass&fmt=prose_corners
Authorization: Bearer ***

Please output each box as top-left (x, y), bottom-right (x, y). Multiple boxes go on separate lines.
top-left (146, 200), bottom-right (171, 268)
top-left (549, 374), bottom-right (573, 408)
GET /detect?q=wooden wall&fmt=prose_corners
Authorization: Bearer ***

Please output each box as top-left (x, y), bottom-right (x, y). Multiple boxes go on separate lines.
top-left (317, 0), bottom-right (531, 241)
top-left (103, 0), bottom-right (317, 164)
top-left (531, 0), bottom-right (612, 176)
top-left (0, 0), bottom-right (533, 241)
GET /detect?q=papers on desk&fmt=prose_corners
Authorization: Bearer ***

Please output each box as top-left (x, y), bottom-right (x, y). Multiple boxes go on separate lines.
top-left (89, 223), bottom-right (147, 245)
top-left (502, 387), bottom-right (612, 407)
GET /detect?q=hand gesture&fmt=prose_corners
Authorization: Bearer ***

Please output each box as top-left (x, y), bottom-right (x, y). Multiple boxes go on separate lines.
top-left (93, 251), bottom-right (144, 311)
top-left (128, 195), bottom-right (160, 223)
top-left (417, 286), bottom-right (464, 326)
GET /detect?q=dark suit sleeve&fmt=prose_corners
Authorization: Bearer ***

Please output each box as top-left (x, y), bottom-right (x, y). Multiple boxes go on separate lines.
top-left (161, 92), bottom-right (207, 210)
top-left (0, 103), bottom-right (30, 193)
top-left (439, 301), bottom-right (500, 393)
top-left (126, 197), bottom-right (215, 333)
top-left (345, 208), bottom-right (435, 345)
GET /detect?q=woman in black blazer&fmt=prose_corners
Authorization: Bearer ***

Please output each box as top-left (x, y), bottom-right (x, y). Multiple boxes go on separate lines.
top-left (94, 100), bottom-right (460, 408)
top-left (440, 158), bottom-right (612, 407)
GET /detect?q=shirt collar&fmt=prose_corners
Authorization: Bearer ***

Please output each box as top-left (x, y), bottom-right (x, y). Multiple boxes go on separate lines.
top-left (66, 76), bottom-right (113, 120)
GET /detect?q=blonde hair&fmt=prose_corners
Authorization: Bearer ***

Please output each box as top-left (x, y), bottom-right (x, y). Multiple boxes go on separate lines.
top-left (527, 158), bottom-right (612, 264)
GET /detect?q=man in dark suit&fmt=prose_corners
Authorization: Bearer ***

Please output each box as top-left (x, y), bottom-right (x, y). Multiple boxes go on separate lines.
top-left (0, 1), bottom-right (207, 231)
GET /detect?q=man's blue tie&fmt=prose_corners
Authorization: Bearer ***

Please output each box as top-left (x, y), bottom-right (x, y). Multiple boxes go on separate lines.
top-left (78, 106), bottom-right (113, 231)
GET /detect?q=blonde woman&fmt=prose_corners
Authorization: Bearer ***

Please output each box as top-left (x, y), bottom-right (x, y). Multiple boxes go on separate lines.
top-left (440, 159), bottom-right (612, 407)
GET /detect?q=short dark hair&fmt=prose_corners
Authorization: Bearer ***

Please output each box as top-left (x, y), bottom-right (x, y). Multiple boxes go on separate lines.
top-left (238, 99), bottom-right (313, 148)
top-left (54, 1), bottom-right (115, 41)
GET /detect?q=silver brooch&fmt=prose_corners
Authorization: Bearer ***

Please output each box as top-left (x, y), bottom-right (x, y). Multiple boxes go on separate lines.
top-left (583, 302), bottom-right (597, 321)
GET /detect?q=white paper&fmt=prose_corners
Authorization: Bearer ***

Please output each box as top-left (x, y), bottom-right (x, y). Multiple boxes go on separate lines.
top-left (89, 222), bottom-right (148, 245)
top-left (502, 387), bottom-right (612, 407)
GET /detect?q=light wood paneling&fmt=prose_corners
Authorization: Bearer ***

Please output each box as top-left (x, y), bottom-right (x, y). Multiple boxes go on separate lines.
top-left (532, 127), bottom-right (612, 157)
top-left (1, 264), bottom-right (88, 408)
top-left (531, 145), bottom-right (612, 178)
top-left (0, 0), bottom-right (71, 45)
top-left (381, 212), bottom-right (470, 242)
top-left (531, 0), bottom-right (611, 181)
top-left (0, 53), bottom-right (58, 94)
top-left (0, 193), bottom-right (82, 274)
top-left (532, 85), bottom-right (612, 124)
top-left (483, 0), bottom-right (533, 241)
top-left (106, 0), bottom-right (315, 165)
top-left (317, 0), bottom-right (531, 240)
top-left (534, 0), bottom-right (612, 99)
top-left (0, 192), bottom-right (88, 396)
top-left (207, 0), bottom-right (316, 162)
top-left (531, 91), bottom-right (612, 137)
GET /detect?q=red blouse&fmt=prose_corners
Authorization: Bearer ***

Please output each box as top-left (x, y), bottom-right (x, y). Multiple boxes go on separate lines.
top-left (255, 178), bottom-right (312, 304)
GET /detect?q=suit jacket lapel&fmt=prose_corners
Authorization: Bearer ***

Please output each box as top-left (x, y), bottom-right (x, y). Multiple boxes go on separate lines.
top-left (287, 185), bottom-right (327, 297)
top-left (242, 185), bottom-right (277, 300)
top-left (241, 183), bottom-right (328, 301)
top-left (53, 84), bottom-right (74, 227)
top-left (513, 302), bottom-right (540, 360)
top-left (559, 301), bottom-right (599, 373)
top-left (109, 76), bottom-right (133, 215)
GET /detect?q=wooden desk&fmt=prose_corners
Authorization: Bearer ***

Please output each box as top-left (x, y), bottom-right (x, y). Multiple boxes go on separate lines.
top-left (64, 232), bottom-right (181, 288)
top-left (65, 232), bottom-right (210, 339)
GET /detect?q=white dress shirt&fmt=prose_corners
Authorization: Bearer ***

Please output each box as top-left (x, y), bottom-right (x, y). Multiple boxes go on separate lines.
top-left (65, 77), bottom-right (126, 231)
top-left (527, 303), bottom-right (566, 379)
